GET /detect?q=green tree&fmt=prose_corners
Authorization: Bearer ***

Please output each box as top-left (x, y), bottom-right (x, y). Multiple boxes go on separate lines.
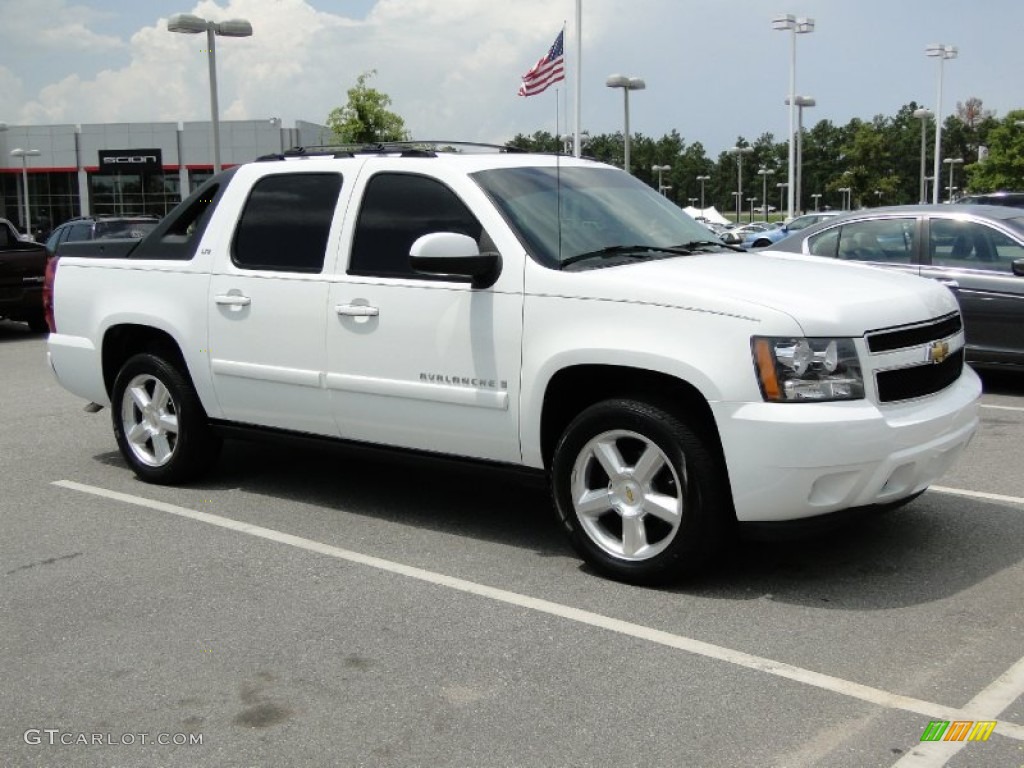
top-left (326, 70), bottom-right (410, 144)
top-left (965, 111), bottom-right (1024, 192)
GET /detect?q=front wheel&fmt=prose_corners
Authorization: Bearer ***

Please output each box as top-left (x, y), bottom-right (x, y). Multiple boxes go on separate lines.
top-left (111, 352), bottom-right (221, 484)
top-left (551, 399), bottom-right (731, 584)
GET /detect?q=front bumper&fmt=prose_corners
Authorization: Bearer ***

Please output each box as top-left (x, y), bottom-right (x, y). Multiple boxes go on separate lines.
top-left (714, 366), bottom-right (981, 522)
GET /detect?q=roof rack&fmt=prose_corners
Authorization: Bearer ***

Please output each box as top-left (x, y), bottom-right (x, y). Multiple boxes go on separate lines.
top-left (256, 140), bottom-right (525, 162)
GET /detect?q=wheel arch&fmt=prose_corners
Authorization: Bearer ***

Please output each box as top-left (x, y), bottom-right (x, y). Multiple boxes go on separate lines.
top-left (539, 365), bottom-right (729, 488)
top-left (101, 324), bottom-right (190, 399)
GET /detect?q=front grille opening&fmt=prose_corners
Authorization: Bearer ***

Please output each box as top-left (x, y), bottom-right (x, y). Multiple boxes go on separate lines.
top-left (867, 314), bottom-right (962, 353)
top-left (876, 349), bottom-right (964, 402)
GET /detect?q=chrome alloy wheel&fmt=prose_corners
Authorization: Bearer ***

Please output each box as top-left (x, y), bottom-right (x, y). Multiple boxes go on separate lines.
top-left (570, 429), bottom-right (685, 561)
top-left (120, 373), bottom-right (180, 467)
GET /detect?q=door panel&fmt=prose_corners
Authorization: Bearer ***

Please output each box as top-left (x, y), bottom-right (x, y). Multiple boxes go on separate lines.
top-left (923, 217), bottom-right (1024, 365)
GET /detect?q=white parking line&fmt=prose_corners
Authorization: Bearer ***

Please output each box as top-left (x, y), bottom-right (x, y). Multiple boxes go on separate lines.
top-left (891, 655), bottom-right (1024, 767)
top-left (929, 486), bottom-right (1024, 506)
top-left (980, 403), bottom-right (1024, 413)
top-left (53, 479), bottom-right (1024, 745)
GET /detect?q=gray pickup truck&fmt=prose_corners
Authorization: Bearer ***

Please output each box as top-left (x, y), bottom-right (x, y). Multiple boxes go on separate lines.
top-left (0, 218), bottom-right (47, 332)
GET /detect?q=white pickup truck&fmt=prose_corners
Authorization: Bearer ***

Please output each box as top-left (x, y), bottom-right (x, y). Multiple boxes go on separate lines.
top-left (46, 144), bottom-right (981, 584)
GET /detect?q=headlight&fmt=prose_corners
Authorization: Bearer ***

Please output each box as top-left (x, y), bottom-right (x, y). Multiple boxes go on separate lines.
top-left (752, 336), bottom-right (864, 402)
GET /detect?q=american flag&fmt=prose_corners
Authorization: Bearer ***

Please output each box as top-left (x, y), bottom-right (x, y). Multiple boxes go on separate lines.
top-left (518, 30), bottom-right (565, 97)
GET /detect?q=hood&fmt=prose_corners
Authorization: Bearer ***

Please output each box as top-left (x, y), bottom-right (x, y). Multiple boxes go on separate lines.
top-left (541, 251), bottom-right (959, 336)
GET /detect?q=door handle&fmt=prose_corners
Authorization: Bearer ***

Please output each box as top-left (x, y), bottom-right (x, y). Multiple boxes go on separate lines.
top-left (214, 294), bottom-right (252, 306)
top-left (937, 279), bottom-right (959, 290)
top-left (335, 304), bottom-right (379, 317)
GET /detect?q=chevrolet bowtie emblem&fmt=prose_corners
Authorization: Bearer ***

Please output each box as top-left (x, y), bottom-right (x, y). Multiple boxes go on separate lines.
top-left (928, 340), bottom-right (950, 364)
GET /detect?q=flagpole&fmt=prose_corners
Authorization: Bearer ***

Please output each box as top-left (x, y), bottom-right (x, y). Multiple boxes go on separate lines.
top-left (573, 0), bottom-right (582, 157)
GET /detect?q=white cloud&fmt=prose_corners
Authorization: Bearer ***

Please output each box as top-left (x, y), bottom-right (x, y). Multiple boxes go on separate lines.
top-left (10, 0), bottom-right (598, 142)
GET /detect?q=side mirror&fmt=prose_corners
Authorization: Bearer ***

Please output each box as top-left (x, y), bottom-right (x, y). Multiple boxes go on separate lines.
top-left (409, 232), bottom-right (502, 288)
top-left (1012, 258), bottom-right (1024, 277)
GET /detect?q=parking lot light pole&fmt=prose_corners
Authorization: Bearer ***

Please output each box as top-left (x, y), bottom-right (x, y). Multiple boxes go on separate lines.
top-left (652, 164), bottom-right (671, 196)
top-left (776, 181), bottom-right (787, 215)
top-left (728, 146), bottom-right (754, 221)
top-left (757, 167), bottom-right (775, 221)
top-left (926, 43), bottom-right (957, 204)
top-left (944, 157), bottom-right (964, 202)
top-left (773, 14), bottom-right (815, 220)
top-left (696, 174), bottom-right (711, 212)
top-left (606, 75), bottom-right (645, 174)
top-left (913, 107), bottom-right (934, 203)
top-left (786, 95), bottom-right (815, 213)
top-left (811, 193), bottom-right (822, 211)
top-left (747, 197), bottom-right (757, 223)
top-left (168, 13), bottom-right (253, 173)
top-left (837, 186), bottom-right (851, 210)
top-left (10, 148), bottom-right (41, 235)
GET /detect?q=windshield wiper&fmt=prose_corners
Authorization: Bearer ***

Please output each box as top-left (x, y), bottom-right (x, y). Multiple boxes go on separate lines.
top-left (674, 239), bottom-right (746, 253)
top-left (560, 244), bottom-right (693, 269)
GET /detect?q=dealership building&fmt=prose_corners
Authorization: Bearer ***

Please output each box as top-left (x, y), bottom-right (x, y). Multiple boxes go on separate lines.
top-left (0, 119), bottom-right (328, 237)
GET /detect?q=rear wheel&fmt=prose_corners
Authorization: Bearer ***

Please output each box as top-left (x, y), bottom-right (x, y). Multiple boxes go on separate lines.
top-left (551, 399), bottom-right (731, 584)
top-left (111, 352), bottom-right (221, 484)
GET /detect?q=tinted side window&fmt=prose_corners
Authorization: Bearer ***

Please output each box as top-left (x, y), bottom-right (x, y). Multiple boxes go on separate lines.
top-left (834, 219), bottom-right (915, 263)
top-left (232, 173), bottom-right (342, 273)
top-left (0, 224), bottom-right (12, 248)
top-left (929, 218), bottom-right (1024, 272)
top-left (350, 173), bottom-right (483, 278)
top-left (807, 227), bottom-right (839, 257)
top-left (67, 223), bottom-right (93, 242)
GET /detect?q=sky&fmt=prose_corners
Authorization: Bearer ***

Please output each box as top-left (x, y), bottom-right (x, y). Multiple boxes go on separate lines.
top-left (1, 0), bottom-right (1022, 157)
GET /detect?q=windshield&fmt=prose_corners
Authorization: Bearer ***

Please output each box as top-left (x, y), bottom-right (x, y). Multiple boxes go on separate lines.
top-left (471, 166), bottom-right (726, 269)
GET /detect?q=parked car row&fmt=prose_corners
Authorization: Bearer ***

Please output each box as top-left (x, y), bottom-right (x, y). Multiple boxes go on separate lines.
top-left (0, 214), bottom-right (161, 333)
top-left (763, 204), bottom-right (1024, 371)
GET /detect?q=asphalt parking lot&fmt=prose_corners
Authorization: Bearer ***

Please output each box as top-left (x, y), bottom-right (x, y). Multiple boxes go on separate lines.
top-left (2, 319), bottom-right (1022, 768)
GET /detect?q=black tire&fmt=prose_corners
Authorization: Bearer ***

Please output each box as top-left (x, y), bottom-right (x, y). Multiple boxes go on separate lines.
top-left (752, 239), bottom-right (771, 248)
top-left (551, 399), bottom-right (731, 585)
top-left (26, 313), bottom-right (49, 334)
top-left (111, 352), bottom-right (221, 484)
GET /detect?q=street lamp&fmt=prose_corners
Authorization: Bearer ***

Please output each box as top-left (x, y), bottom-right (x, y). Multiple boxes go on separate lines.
top-left (652, 164), bottom-right (671, 196)
top-left (688, 197), bottom-right (698, 207)
top-left (926, 43), bottom-right (957, 204)
top-left (746, 197), bottom-right (757, 223)
top-left (944, 157), bottom-right (964, 202)
top-left (811, 192), bottom-right (822, 211)
top-left (924, 175), bottom-right (934, 203)
top-left (696, 174), bottom-right (711, 211)
top-left (785, 95), bottom-right (815, 213)
top-left (168, 12), bottom-right (253, 173)
top-left (757, 167), bottom-right (775, 221)
top-left (773, 14), bottom-right (815, 219)
top-left (837, 186), bottom-right (851, 210)
top-left (10, 148), bottom-right (41, 236)
top-left (606, 75), bottom-right (645, 174)
top-left (731, 191), bottom-right (741, 221)
top-left (913, 108), bottom-right (934, 203)
top-left (727, 145), bottom-right (754, 221)
top-left (776, 181), bottom-right (788, 216)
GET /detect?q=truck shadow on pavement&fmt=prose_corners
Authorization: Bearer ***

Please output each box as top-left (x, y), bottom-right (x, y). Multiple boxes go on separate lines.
top-left (95, 434), bottom-right (1022, 610)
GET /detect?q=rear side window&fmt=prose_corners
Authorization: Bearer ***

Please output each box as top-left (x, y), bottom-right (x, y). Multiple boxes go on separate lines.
top-left (66, 223), bottom-right (93, 242)
top-left (826, 219), bottom-right (915, 263)
top-left (349, 173), bottom-right (483, 278)
top-left (233, 173), bottom-right (343, 273)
